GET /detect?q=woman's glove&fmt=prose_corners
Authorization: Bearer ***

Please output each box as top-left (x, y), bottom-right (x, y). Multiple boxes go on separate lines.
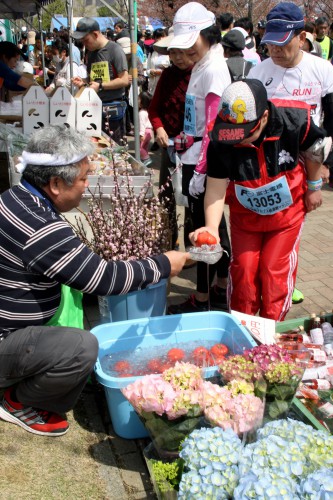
top-left (189, 171), bottom-right (206, 198)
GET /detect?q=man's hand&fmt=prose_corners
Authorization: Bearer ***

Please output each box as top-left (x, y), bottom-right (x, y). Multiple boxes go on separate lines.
top-left (189, 226), bottom-right (220, 246)
top-left (304, 189), bottom-right (323, 212)
top-left (189, 172), bottom-right (206, 198)
top-left (156, 127), bottom-right (169, 148)
top-left (321, 164), bottom-right (330, 184)
top-left (89, 81), bottom-right (100, 93)
top-left (72, 76), bottom-right (85, 88)
top-left (164, 251), bottom-right (190, 277)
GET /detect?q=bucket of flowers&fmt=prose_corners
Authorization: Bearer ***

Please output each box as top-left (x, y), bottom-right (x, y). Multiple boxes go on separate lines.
top-left (71, 154), bottom-right (172, 322)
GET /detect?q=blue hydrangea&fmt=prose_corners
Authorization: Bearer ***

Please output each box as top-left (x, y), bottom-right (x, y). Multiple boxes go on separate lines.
top-left (178, 465), bottom-right (240, 499)
top-left (238, 434), bottom-right (306, 481)
top-left (233, 470), bottom-right (299, 499)
top-left (180, 427), bottom-right (242, 471)
top-left (256, 419), bottom-right (333, 475)
top-left (176, 420), bottom-right (333, 499)
top-left (298, 468), bottom-right (333, 499)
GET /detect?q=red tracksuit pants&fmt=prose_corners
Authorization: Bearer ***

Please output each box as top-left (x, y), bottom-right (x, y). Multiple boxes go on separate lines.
top-left (228, 216), bottom-right (305, 321)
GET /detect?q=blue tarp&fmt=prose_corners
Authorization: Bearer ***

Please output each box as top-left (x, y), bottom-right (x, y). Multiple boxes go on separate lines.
top-left (50, 15), bottom-right (163, 32)
top-left (50, 16), bottom-right (119, 32)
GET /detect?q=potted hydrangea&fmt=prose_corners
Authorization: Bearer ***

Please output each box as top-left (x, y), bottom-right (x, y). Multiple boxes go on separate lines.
top-left (122, 362), bottom-right (264, 459)
top-left (219, 344), bottom-right (310, 421)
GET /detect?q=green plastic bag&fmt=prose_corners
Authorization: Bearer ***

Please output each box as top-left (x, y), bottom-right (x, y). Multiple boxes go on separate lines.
top-left (46, 285), bottom-right (84, 329)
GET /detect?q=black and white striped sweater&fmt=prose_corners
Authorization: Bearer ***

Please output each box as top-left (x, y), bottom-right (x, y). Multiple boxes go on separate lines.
top-left (0, 185), bottom-right (170, 330)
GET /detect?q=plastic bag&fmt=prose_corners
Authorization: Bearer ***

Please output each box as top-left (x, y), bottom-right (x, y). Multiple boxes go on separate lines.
top-left (168, 151), bottom-right (188, 207)
top-left (46, 285), bottom-right (84, 329)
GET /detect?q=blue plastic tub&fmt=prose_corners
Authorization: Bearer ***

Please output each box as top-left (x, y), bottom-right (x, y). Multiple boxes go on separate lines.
top-left (92, 311), bottom-right (257, 439)
top-left (98, 278), bottom-right (167, 322)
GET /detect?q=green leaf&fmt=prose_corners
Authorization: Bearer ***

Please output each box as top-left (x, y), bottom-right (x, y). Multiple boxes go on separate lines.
top-left (267, 399), bottom-right (290, 419)
top-left (139, 411), bottom-right (203, 452)
top-left (266, 382), bottom-right (299, 401)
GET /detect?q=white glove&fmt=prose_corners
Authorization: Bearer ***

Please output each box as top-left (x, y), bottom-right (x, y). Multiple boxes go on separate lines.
top-left (189, 171), bottom-right (206, 198)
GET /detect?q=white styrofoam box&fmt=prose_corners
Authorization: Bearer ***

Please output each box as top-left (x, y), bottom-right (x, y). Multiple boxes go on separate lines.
top-left (49, 87), bottom-right (76, 129)
top-left (86, 173), bottom-right (153, 197)
top-left (22, 86), bottom-right (49, 135)
top-left (75, 88), bottom-right (102, 137)
top-left (0, 100), bottom-right (22, 117)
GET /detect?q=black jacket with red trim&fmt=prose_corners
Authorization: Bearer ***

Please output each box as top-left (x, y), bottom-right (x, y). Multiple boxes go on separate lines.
top-left (207, 99), bottom-right (329, 182)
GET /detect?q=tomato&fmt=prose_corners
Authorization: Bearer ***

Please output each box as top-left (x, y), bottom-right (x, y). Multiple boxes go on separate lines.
top-left (113, 360), bottom-right (131, 373)
top-left (147, 358), bottom-right (163, 373)
top-left (167, 348), bottom-right (185, 362)
top-left (211, 355), bottom-right (226, 366)
top-left (210, 343), bottom-right (229, 357)
top-left (160, 362), bottom-right (174, 372)
top-left (118, 373), bottom-right (134, 378)
top-left (191, 346), bottom-right (210, 365)
top-left (195, 231), bottom-right (217, 247)
top-left (205, 353), bottom-right (217, 366)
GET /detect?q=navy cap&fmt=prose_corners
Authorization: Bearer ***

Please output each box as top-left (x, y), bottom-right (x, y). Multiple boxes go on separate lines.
top-left (261, 2), bottom-right (304, 46)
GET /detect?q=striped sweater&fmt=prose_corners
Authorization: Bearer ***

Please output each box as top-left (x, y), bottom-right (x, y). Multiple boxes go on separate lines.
top-left (0, 185), bottom-right (170, 330)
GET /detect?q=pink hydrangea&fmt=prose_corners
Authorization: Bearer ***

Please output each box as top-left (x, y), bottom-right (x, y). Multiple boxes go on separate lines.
top-left (122, 362), bottom-right (204, 420)
top-left (163, 362), bottom-right (203, 391)
top-left (243, 344), bottom-right (292, 371)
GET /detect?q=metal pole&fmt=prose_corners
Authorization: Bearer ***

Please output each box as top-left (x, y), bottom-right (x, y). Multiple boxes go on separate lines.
top-left (37, 9), bottom-right (46, 87)
top-left (129, 0), bottom-right (140, 162)
top-left (97, 0), bottom-right (127, 23)
top-left (66, 0), bottom-right (74, 95)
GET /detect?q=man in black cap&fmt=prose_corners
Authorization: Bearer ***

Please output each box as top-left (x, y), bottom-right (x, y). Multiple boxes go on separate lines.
top-left (191, 79), bottom-right (331, 321)
top-left (254, 20), bottom-right (268, 60)
top-left (71, 17), bottom-right (129, 144)
top-left (221, 29), bottom-right (253, 81)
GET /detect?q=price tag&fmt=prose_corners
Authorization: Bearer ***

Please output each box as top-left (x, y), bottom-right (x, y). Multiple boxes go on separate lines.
top-left (231, 310), bottom-right (276, 344)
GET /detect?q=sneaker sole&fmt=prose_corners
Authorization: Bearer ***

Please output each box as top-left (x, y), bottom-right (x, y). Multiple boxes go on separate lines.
top-left (0, 405), bottom-right (69, 436)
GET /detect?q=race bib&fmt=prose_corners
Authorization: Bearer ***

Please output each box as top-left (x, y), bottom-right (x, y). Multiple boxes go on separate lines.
top-left (184, 94), bottom-right (196, 136)
top-left (235, 176), bottom-right (293, 215)
top-left (90, 61), bottom-right (109, 82)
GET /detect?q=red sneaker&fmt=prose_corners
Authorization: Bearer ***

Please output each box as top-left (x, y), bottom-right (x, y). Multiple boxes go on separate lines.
top-left (0, 388), bottom-right (69, 436)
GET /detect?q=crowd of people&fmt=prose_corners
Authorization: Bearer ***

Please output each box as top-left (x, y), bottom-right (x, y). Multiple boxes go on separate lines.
top-left (1, 1), bottom-right (333, 437)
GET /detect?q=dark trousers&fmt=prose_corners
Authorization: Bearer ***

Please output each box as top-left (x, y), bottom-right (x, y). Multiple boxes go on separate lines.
top-left (182, 162), bottom-right (231, 294)
top-left (102, 102), bottom-right (127, 145)
top-left (159, 147), bottom-right (192, 249)
top-left (0, 326), bottom-right (98, 413)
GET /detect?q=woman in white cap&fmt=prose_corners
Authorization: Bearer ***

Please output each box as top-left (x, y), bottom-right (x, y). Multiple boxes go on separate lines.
top-left (168, 2), bottom-right (232, 315)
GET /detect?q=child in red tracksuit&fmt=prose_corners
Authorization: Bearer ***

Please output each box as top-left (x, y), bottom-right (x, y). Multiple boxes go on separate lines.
top-left (139, 92), bottom-right (153, 167)
top-left (192, 79), bottom-right (332, 321)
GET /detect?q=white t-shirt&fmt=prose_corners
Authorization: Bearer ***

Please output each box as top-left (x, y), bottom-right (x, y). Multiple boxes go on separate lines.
top-left (147, 51), bottom-right (170, 96)
top-left (248, 51), bottom-right (333, 126)
top-left (181, 43), bottom-right (231, 165)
